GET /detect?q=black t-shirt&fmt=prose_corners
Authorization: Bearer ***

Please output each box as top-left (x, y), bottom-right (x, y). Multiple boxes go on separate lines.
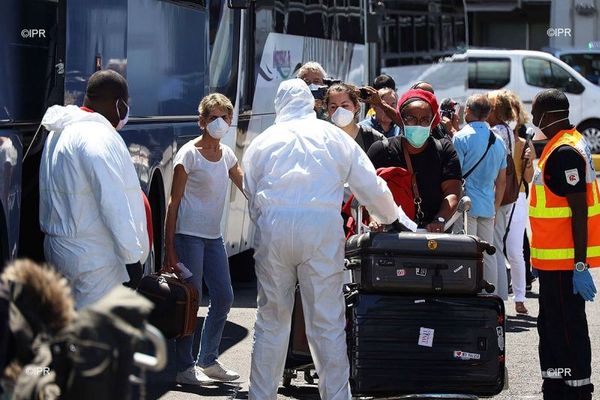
top-left (355, 125), bottom-right (384, 153)
top-left (367, 136), bottom-right (463, 225)
top-left (544, 145), bottom-right (587, 197)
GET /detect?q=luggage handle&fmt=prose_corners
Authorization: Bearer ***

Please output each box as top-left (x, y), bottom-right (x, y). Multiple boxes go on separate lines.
top-left (133, 323), bottom-right (167, 371)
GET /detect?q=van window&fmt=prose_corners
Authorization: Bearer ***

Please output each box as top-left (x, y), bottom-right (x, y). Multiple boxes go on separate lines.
top-left (523, 57), bottom-right (584, 94)
top-left (468, 58), bottom-right (511, 89)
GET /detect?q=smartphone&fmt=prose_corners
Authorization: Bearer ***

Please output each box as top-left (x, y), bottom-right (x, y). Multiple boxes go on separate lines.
top-left (359, 87), bottom-right (370, 100)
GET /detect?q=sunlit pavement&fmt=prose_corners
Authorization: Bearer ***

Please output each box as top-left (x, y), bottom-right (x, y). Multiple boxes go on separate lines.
top-left (151, 269), bottom-right (600, 400)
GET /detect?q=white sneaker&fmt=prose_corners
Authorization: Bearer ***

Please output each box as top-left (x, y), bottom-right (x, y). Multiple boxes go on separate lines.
top-left (176, 366), bottom-right (214, 386)
top-left (201, 361), bottom-right (240, 382)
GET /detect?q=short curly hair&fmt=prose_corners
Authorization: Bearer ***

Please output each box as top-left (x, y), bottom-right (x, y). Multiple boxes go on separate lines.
top-left (198, 93), bottom-right (233, 120)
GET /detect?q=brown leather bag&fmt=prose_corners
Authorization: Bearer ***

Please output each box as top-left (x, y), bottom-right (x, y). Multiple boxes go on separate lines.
top-left (137, 273), bottom-right (199, 339)
top-left (501, 127), bottom-right (520, 206)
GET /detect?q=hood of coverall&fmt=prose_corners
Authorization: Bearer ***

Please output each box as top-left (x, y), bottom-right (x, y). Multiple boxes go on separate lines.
top-left (42, 105), bottom-right (112, 132)
top-left (274, 78), bottom-right (316, 124)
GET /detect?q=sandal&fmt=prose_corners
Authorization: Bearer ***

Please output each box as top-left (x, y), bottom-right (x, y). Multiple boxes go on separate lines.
top-left (515, 302), bottom-right (528, 315)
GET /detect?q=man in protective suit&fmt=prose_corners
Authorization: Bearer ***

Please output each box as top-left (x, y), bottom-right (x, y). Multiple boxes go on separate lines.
top-left (39, 70), bottom-right (148, 308)
top-left (243, 78), bottom-right (399, 400)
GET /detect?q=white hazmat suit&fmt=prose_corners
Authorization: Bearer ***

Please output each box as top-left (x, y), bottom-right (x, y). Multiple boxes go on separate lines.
top-left (243, 79), bottom-right (398, 400)
top-left (40, 105), bottom-right (148, 308)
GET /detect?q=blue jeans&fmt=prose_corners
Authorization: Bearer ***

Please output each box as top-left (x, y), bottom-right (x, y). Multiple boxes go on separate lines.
top-left (174, 234), bottom-right (234, 370)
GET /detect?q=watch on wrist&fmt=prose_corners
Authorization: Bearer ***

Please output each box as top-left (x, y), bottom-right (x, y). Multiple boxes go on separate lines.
top-left (574, 261), bottom-right (589, 272)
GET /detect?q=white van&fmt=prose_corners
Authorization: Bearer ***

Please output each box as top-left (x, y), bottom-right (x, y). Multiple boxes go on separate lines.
top-left (463, 49), bottom-right (600, 152)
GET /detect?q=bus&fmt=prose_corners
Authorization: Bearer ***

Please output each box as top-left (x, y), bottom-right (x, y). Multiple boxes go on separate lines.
top-left (379, 0), bottom-right (468, 102)
top-left (0, 0), bottom-right (467, 277)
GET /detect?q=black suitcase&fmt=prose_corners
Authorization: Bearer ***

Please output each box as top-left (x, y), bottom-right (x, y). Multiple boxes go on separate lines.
top-left (345, 232), bottom-right (495, 294)
top-left (346, 292), bottom-right (505, 397)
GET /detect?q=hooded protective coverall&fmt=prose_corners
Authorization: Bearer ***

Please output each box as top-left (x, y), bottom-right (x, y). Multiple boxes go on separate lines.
top-left (40, 105), bottom-right (149, 308)
top-left (243, 79), bottom-right (398, 400)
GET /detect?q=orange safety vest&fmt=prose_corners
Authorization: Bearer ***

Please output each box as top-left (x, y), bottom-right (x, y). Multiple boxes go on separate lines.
top-left (529, 128), bottom-right (600, 270)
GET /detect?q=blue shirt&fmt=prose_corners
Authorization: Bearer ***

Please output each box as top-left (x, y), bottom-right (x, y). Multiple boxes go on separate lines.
top-left (359, 116), bottom-right (400, 138)
top-left (453, 122), bottom-right (507, 218)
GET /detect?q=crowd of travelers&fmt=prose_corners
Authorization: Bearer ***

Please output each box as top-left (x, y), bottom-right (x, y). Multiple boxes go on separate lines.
top-left (0, 60), bottom-right (596, 400)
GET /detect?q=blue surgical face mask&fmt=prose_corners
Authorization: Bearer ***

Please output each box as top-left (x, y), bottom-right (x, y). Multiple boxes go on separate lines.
top-left (404, 124), bottom-right (431, 148)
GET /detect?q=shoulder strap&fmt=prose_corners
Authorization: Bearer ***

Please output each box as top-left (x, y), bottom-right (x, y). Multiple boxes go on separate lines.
top-left (401, 137), bottom-right (424, 222)
top-left (463, 130), bottom-right (496, 179)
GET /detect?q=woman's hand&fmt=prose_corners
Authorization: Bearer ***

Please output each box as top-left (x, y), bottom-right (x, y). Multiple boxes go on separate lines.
top-left (162, 248), bottom-right (180, 273)
top-left (523, 146), bottom-right (534, 168)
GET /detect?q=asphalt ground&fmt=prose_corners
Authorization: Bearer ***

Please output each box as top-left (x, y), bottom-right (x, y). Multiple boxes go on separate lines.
top-left (141, 267), bottom-right (600, 400)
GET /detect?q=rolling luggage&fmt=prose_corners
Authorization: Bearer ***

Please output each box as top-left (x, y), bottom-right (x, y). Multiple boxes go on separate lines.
top-left (345, 232), bottom-right (495, 294)
top-left (346, 292), bottom-right (505, 397)
top-left (137, 273), bottom-right (199, 339)
top-left (283, 286), bottom-right (316, 386)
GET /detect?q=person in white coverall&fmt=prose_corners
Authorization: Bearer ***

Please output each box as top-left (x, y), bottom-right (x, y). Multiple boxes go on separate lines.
top-left (40, 70), bottom-right (148, 308)
top-left (243, 78), bottom-right (399, 400)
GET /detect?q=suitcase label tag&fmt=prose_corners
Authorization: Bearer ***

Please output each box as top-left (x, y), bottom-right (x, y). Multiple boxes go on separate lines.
top-left (418, 327), bottom-right (435, 347)
top-left (453, 350), bottom-right (481, 360)
top-left (415, 268), bottom-right (428, 277)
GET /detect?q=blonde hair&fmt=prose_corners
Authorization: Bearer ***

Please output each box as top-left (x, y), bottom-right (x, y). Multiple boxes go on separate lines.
top-left (488, 90), bottom-right (515, 123)
top-left (505, 90), bottom-right (530, 130)
top-left (198, 93), bottom-right (233, 119)
top-left (297, 61), bottom-right (326, 80)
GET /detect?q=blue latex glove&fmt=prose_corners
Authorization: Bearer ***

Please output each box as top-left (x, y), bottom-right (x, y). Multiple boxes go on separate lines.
top-left (573, 269), bottom-right (597, 301)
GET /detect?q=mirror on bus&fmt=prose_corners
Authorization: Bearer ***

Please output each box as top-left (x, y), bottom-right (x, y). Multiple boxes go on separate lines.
top-left (227, 0), bottom-right (251, 9)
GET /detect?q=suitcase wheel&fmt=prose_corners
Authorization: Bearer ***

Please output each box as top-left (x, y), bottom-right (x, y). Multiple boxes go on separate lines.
top-left (282, 369), bottom-right (296, 387)
top-left (303, 368), bottom-right (315, 384)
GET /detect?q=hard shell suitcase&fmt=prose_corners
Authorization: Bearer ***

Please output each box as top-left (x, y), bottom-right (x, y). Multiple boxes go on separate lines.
top-left (345, 232), bottom-right (495, 294)
top-left (137, 273), bottom-right (199, 339)
top-left (346, 292), bottom-right (505, 397)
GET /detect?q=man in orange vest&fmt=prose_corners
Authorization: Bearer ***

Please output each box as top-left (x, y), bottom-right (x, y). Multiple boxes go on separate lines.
top-left (530, 89), bottom-right (598, 400)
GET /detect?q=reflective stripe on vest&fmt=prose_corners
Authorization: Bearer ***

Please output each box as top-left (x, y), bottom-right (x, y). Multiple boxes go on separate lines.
top-left (529, 129), bottom-right (600, 270)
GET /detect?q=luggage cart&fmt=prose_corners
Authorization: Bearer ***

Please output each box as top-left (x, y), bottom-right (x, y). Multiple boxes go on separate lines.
top-left (130, 323), bottom-right (168, 400)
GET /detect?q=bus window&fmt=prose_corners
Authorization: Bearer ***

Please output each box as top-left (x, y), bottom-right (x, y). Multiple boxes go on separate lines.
top-left (209, 1), bottom-right (240, 100)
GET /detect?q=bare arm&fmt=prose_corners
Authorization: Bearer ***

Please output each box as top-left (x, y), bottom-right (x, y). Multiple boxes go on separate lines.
top-left (425, 179), bottom-right (461, 232)
top-left (494, 168), bottom-right (507, 211)
top-left (229, 162), bottom-right (246, 197)
top-left (522, 139), bottom-right (536, 183)
top-left (164, 165), bottom-right (187, 268)
top-left (363, 86), bottom-right (403, 126)
top-left (566, 192), bottom-right (588, 264)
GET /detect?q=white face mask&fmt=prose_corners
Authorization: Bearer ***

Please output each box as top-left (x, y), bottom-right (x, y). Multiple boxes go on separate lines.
top-left (206, 117), bottom-right (229, 139)
top-left (330, 107), bottom-right (355, 128)
top-left (116, 99), bottom-right (129, 130)
top-left (308, 83), bottom-right (320, 91)
top-left (533, 109), bottom-right (569, 132)
top-left (508, 120), bottom-right (517, 131)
